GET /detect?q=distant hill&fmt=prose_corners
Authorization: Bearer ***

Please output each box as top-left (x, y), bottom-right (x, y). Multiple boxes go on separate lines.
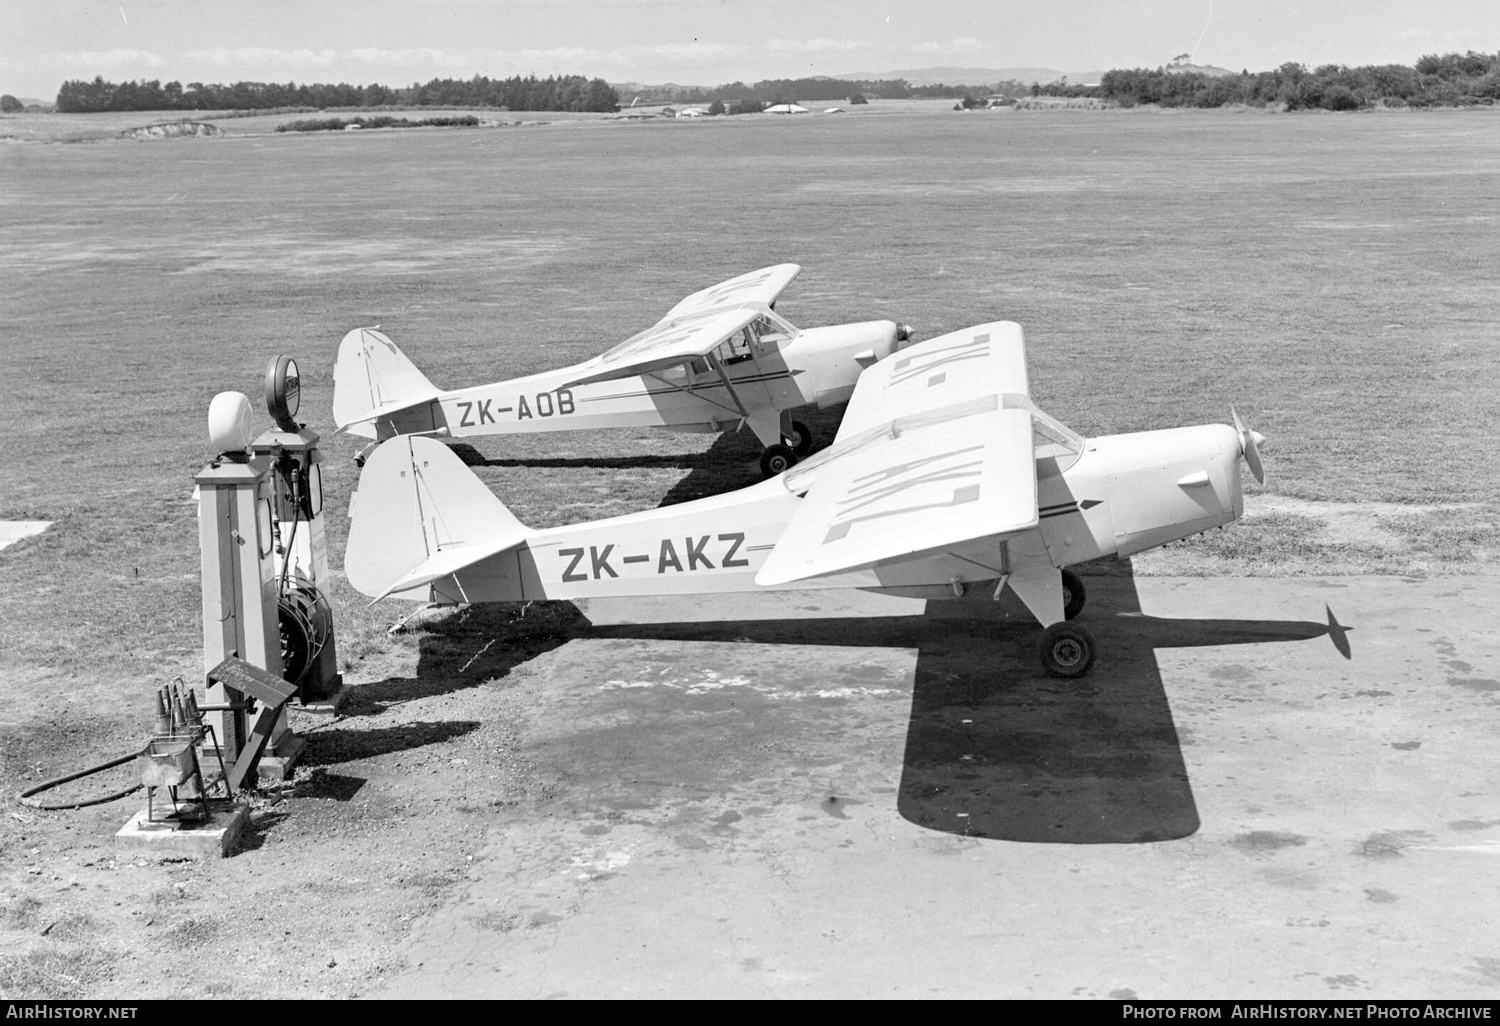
top-left (1166, 62), bottom-right (1237, 78)
top-left (609, 62), bottom-right (1245, 97)
top-left (611, 67), bottom-right (1105, 95)
top-left (833, 66), bottom-right (1105, 87)
top-left (612, 82), bottom-right (695, 96)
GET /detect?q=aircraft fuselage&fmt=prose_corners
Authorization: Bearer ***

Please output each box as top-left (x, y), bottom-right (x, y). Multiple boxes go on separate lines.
top-left (407, 422), bottom-right (1245, 607)
top-left (360, 320), bottom-right (904, 448)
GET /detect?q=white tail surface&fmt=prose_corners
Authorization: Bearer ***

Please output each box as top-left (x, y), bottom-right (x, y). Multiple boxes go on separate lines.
top-left (346, 436), bottom-right (531, 601)
top-left (332, 328), bottom-right (441, 433)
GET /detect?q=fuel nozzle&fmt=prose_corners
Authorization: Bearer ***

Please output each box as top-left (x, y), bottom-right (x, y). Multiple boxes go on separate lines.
top-left (153, 689), bottom-right (171, 736)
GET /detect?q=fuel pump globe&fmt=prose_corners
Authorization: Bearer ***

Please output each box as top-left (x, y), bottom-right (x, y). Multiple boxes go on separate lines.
top-left (207, 391), bottom-right (255, 456)
top-left (265, 355), bottom-right (301, 432)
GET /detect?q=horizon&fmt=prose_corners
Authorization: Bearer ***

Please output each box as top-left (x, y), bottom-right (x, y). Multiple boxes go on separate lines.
top-left (4, 1), bottom-right (1497, 102)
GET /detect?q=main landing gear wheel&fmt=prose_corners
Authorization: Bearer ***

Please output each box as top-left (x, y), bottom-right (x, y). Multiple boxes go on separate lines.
top-left (1060, 568), bottom-right (1086, 620)
top-left (785, 420), bottom-right (813, 457)
top-left (759, 443), bottom-right (797, 479)
top-left (1038, 622), bottom-right (1096, 678)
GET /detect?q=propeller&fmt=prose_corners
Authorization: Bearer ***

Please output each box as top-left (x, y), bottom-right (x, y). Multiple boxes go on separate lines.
top-left (1231, 406), bottom-right (1266, 485)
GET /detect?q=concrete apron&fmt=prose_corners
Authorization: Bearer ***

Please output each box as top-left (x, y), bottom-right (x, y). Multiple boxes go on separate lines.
top-left (379, 575), bottom-right (1500, 999)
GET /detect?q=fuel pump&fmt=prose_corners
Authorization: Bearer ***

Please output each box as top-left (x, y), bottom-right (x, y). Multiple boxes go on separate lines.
top-left (194, 355), bottom-right (342, 780)
top-left (252, 356), bottom-right (342, 706)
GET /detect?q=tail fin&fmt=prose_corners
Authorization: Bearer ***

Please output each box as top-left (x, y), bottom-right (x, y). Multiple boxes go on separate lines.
top-left (346, 436), bottom-right (532, 602)
top-left (332, 328), bottom-right (442, 437)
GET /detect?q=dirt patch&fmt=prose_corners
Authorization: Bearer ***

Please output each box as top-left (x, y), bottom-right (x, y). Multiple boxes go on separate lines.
top-left (119, 123), bottom-right (224, 140)
top-left (0, 605), bottom-right (575, 999)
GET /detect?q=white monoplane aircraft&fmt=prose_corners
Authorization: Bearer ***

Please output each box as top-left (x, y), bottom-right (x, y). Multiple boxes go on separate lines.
top-left (333, 264), bottom-right (912, 478)
top-left (344, 321), bottom-right (1266, 677)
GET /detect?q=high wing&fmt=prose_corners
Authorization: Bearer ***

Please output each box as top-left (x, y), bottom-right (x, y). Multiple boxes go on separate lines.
top-left (755, 322), bottom-right (1039, 586)
top-left (832, 321), bottom-right (1029, 443)
top-left (563, 306), bottom-right (766, 388)
top-left (562, 264), bottom-right (800, 389)
top-left (663, 263), bottom-right (800, 320)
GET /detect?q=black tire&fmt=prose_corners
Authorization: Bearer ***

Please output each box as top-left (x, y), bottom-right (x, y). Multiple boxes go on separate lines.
top-left (786, 420), bottom-right (813, 456)
top-left (1038, 622), bottom-right (1095, 678)
top-left (1060, 568), bottom-right (1086, 620)
top-left (759, 444), bottom-right (797, 478)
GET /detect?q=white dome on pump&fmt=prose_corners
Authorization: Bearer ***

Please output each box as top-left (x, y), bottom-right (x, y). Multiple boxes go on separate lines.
top-left (208, 391), bottom-right (255, 455)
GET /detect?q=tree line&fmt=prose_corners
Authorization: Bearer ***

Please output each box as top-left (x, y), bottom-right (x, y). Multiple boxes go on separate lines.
top-left (53, 73), bottom-right (620, 113)
top-left (1041, 51), bottom-right (1500, 110)
top-left (52, 73), bottom-right (1027, 113)
top-left (47, 51), bottom-right (1500, 114)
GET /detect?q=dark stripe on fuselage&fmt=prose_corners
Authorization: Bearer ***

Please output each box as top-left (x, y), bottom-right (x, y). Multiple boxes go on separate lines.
top-left (1039, 498), bottom-right (1103, 521)
top-left (574, 371), bottom-right (796, 405)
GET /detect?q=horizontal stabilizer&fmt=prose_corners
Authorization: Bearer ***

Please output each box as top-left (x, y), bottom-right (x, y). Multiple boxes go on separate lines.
top-left (333, 328), bottom-right (442, 434)
top-left (371, 537), bottom-right (526, 603)
top-left (346, 436), bottom-right (531, 602)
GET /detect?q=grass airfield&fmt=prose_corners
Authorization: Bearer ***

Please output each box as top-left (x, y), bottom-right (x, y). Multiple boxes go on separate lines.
top-left (1, 104), bottom-right (1498, 998)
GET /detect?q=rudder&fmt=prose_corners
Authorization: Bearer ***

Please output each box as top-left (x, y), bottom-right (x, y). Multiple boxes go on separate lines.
top-left (332, 328), bottom-right (442, 437)
top-left (346, 436), bottom-right (532, 602)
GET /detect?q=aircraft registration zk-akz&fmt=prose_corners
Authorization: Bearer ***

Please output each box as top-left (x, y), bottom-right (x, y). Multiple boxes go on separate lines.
top-left (344, 321), bottom-right (1267, 677)
top-left (333, 264), bottom-right (912, 478)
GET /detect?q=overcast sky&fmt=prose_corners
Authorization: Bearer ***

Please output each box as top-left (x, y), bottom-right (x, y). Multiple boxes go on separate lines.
top-left (5, 0), bottom-right (1497, 100)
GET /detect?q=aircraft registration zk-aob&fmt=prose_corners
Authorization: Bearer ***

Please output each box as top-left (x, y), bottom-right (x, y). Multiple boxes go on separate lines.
top-left (332, 264), bottom-right (913, 478)
top-left (345, 321), bottom-right (1267, 677)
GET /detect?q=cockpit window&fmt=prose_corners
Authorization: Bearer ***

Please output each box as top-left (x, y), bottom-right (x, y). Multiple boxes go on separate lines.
top-left (748, 312), bottom-right (795, 347)
top-left (719, 330), bottom-right (754, 364)
top-left (1032, 415), bottom-right (1083, 478)
top-left (1000, 393), bottom-right (1084, 478)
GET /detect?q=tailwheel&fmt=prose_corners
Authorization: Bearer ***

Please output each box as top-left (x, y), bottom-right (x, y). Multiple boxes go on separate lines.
top-left (1060, 568), bottom-right (1086, 620)
top-left (759, 443), bottom-right (797, 479)
top-left (1038, 622), bottom-right (1096, 678)
top-left (785, 420), bottom-right (813, 457)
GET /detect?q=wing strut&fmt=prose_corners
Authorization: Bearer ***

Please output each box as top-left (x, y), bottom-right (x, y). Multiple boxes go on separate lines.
top-left (704, 353), bottom-right (750, 418)
top-left (639, 369), bottom-right (746, 421)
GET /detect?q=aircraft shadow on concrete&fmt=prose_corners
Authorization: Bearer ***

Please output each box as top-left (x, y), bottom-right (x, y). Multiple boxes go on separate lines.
top-left (305, 600), bottom-right (574, 766)
top-left (338, 604), bottom-right (584, 719)
top-left (576, 564), bottom-right (1352, 845)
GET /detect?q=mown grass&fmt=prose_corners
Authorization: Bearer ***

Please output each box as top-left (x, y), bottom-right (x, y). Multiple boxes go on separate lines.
top-left (1, 108), bottom-right (1497, 690)
top-left (1171, 510), bottom-right (1391, 575)
top-left (0, 945), bottom-right (116, 999)
top-left (1382, 507), bottom-right (1500, 564)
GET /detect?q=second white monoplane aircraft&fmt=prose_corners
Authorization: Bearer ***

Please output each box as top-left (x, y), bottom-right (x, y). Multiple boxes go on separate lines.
top-left (344, 320), bottom-right (1267, 678)
top-left (333, 264), bottom-right (912, 477)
